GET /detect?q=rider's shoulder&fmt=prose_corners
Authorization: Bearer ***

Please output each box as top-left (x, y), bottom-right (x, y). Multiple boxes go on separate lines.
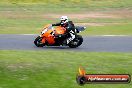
top-left (68, 21), bottom-right (74, 24)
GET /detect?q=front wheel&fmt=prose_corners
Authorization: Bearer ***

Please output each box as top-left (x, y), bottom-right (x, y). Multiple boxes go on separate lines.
top-left (34, 36), bottom-right (45, 47)
top-left (68, 35), bottom-right (83, 48)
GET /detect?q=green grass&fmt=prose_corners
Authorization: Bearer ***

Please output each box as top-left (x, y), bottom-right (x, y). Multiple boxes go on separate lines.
top-left (0, 1), bottom-right (132, 88)
top-left (0, 50), bottom-right (132, 88)
top-left (1, 17), bottom-right (132, 35)
top-left (0, 10), bottom-right (132, 34)
top-left (82, 23), bottom-right (132, 35)
top-left (0, 0), bottom-right (132, 34)
top-left (0, 0), bottom-right (132, 9)
top-left (0, 0), bottom-right (132, 13)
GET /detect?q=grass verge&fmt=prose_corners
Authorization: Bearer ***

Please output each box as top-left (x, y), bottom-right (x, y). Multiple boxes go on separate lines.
top-left (82, 23), bottom-right (132, 35)
top-left (0, 50), bottom-right (132, 88)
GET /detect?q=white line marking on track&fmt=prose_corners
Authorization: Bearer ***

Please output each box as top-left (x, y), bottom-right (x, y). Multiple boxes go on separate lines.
top-left (19, 34), bottom-right (132, 37)
top-left (20, 34), bottom-right (37, 35)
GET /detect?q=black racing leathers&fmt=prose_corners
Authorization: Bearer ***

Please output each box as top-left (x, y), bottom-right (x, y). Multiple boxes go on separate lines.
top-left (52, 21), bottom-right (76, 45)
top-left (52, 21), bottom-right (75, 33)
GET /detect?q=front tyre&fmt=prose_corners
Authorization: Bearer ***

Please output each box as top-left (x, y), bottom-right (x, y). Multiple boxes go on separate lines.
top-left (68, 35), bottom-right (83, 48)
top-left (34, 36), bottom-right (45, 47)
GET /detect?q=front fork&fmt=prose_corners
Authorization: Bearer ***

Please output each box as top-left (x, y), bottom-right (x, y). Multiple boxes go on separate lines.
top-left (39, 35), bottom-right (46, 44)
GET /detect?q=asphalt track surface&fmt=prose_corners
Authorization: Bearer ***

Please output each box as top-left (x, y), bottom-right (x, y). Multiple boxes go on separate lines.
top-left (0, 34), bottom-right (132, 52)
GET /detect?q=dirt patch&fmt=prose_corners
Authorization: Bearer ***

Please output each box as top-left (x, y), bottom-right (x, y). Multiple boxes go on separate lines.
top-left (106, 9), bottom-right (132, 18)
top-left (1, 9), bottom-right (131, 26)
top-left (75, 22), bottom-right (123, 26)
top-left (47, 9), bottom-right (132, 26)
top-left (1, 9), bottom-right (132, 19)
top-left (47, 12), bottom-right (119, 19)
top-left (46, 9), bottom-right (132, 20)
top-left (76, 23), bottom-right (105, 26)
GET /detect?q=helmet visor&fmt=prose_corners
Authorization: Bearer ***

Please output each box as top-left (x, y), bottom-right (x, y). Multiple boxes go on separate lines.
top-left (61, 19), bottom-right (67, 23)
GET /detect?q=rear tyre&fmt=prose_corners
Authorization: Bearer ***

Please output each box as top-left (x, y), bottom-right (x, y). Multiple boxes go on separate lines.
top-left (68, 35), bottom-right (83, 48)
top-left (34, 36), bottom-right (45, 47)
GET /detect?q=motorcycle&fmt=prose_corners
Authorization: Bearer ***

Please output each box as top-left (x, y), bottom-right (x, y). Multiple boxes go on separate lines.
top-left (34, 24), bottom-right (86, 48)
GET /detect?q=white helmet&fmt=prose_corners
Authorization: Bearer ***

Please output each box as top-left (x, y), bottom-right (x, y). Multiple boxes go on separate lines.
top-left (60, 16), bottom-right (68, 24)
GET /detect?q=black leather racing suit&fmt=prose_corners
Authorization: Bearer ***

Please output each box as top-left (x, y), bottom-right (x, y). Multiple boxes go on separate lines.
top-left (52, 21), bottom-right (76, 44)
top-left (52, 21), bottom-right (75, 32)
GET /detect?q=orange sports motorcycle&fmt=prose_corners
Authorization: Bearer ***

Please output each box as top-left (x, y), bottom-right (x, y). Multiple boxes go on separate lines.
top-left (34, 24), bottom-right (85, 48)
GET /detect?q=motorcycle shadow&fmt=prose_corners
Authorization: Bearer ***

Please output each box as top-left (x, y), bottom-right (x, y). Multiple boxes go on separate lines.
top-left (34, 46), bottom-right (80, 50)
top-left (42, 46), bottom-right (71, 50)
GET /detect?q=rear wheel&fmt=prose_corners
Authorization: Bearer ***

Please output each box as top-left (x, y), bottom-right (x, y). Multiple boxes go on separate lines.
top-left (68, 35), bottom-right (83, 48)
top-left (34, 36), bottom-right (45, 47)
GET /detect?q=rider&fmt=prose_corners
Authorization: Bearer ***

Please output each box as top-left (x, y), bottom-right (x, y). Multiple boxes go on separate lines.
top-left (52, 16), bottom-right (76, 44)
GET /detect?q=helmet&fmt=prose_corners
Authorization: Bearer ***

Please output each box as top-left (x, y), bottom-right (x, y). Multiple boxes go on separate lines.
top-left (60, 16), bottom-right (68, 24)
